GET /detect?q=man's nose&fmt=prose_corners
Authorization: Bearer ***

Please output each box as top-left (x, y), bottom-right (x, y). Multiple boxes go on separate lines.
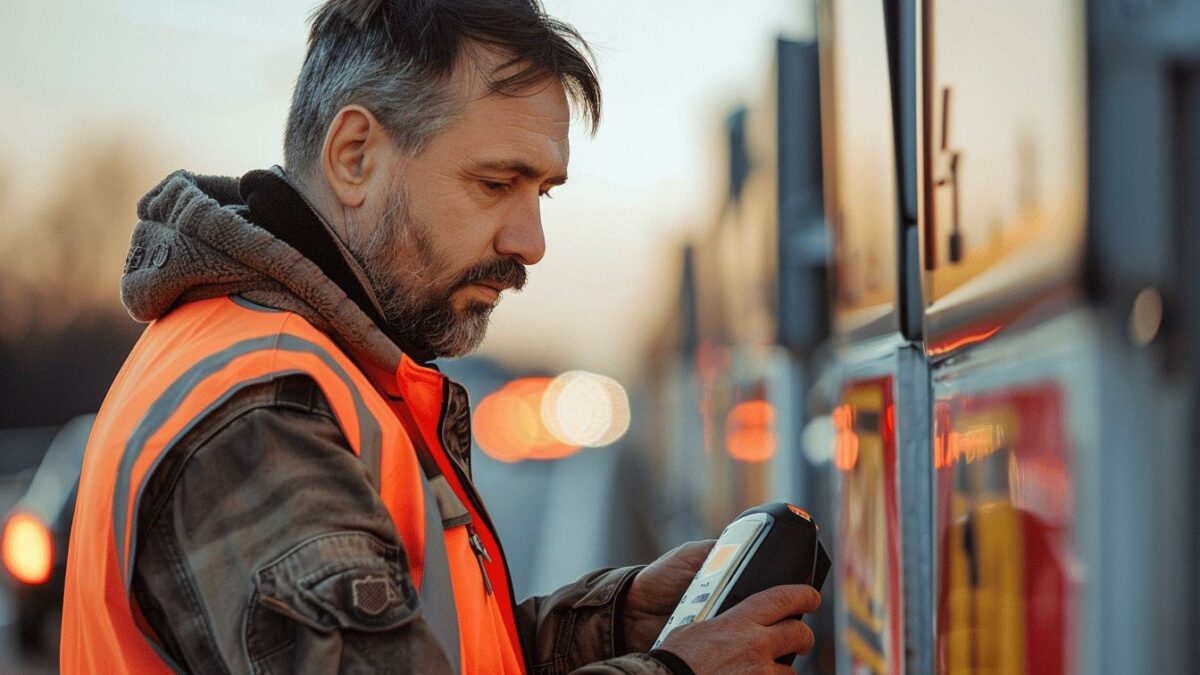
top-left (494, 194), bottom-right (546, 266)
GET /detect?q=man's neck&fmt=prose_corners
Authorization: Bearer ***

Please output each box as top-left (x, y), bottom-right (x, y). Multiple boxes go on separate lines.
top-left (238, 167), bottom-right (435, 364)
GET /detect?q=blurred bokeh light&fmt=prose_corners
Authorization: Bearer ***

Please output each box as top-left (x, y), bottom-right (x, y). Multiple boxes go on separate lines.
top-left (724, 399), bottom-right (778, 463)
top-left (1, 513), bottom-right (52, 586)
top-left (474, 371), bottom-right (633, 462)
top-left (542, 370), bottom-right (631, 448)
top-left (474, 378), bottom-right (580, 463)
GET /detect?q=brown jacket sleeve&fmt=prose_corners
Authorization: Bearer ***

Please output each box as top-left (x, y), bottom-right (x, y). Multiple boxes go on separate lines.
top-left (514, 567), bottom-right (672, 674)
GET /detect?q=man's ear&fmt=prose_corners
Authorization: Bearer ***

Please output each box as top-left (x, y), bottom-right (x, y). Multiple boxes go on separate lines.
top-left (320, 104), bottom-right (385, 209)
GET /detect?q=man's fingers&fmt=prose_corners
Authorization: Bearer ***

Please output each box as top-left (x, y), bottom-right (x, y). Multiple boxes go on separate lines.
top-left (672, 539), bottom-right (716, 565)
top-left (761, 618), bottom-right (815, 657)
top-left (730, 584), bottom-right (821, 625)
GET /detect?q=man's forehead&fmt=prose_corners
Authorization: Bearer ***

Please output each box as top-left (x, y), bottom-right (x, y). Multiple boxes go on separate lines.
top-left (443, 46), bottom-right (572, 175)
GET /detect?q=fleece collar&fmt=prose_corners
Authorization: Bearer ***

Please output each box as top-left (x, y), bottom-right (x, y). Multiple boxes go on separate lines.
top-left (121, 168), bottom-right (435, 371)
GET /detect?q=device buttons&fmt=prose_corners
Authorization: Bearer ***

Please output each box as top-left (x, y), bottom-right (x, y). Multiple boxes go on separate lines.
top-left (691, 593), bottom-right (711, 604)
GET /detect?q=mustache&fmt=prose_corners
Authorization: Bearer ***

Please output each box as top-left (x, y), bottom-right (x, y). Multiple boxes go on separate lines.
top-left (455, 257), bottom-right (528, 293)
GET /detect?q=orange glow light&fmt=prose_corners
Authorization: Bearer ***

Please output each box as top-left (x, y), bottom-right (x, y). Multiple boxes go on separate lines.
top-left (787, 504), bottom-right (813, 521)
top-left (926, 325), bottom-right (1002, 357)
top-left (724, 400), bottom-right (778, 463)
top-left (832, 404), bottom-right (860, 471)
top-left (473, 378), bottom-right (579, 463)
top-left (2, 513), bottom-right (53, 585)
top-left (933, 424), bottom-right (1005, 469)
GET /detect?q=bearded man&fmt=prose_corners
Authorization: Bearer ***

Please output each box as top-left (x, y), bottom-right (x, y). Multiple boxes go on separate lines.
top-left (60, 1), bottom-right (820, 673)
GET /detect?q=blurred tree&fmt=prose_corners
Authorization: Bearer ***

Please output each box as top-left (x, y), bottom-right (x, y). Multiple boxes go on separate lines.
top-left (0, 136), bottom-right (164, 428)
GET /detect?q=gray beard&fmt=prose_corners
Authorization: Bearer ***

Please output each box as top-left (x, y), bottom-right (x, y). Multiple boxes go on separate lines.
top-left (350, 193), bottom-right (494, 359)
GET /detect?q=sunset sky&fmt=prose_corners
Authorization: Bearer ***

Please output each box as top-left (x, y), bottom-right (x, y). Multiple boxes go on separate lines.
top-left (0, 0), bottom-right (814, 380)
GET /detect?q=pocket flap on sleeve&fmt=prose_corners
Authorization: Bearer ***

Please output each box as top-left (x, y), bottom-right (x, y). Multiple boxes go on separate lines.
top-left (254, 531), bottom-right (420, 633)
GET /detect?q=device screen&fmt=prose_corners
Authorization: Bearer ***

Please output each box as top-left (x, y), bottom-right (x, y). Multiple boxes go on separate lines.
top-left (653, 514), bottom-right (769, 647)
top-left (699, 543), bottom-right (739, 577)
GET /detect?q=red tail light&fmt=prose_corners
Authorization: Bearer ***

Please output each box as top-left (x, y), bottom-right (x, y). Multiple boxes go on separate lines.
top-left (2, 513), bottom-right (53, 585)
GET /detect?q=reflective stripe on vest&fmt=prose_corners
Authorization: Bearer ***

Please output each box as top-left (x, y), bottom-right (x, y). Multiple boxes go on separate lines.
top-left (61, 297), bottom-right (525, 674)
top-left (419, 475), bottom-right (464, 673)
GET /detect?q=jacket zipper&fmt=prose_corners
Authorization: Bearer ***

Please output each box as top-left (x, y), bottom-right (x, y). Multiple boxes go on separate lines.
top-left (436, 380), bottom-right (519, 608)
top-left (468, 524), bottom-right (494, 595)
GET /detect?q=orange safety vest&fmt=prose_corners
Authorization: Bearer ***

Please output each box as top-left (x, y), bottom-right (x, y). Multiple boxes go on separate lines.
top-left (61, 296), bottom-right (525, 674)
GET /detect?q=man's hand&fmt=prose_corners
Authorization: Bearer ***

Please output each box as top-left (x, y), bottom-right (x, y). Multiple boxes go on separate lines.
top-left (622, 540), bottom-right (715, 652)
top-left (657, 584), bottom-right (821, 674)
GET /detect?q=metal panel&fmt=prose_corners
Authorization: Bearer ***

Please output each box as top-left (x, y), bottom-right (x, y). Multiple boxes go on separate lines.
top-left (1176, 58), bottom-right (1200, 675)
top-left (920, 1), bottom-right (1088, 343)
top-left (776, 38), bottom-right (830, 351)
top-left (818, 0), bottom-right (901, 338)
top-left (1086, 2), bottom-right (1200, 672)
top-left (896, 345), bottom-right (932, 675)
top-left (930, 311), bottom-right (1098, 675)
top-left (884, 0), bottom-right (922, 340)
top-left (807, 347), bottom-right (912, 675)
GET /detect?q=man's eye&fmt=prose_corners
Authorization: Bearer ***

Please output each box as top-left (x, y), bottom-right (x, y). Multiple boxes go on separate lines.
top-left (483, 181), bottom-right (510, 192)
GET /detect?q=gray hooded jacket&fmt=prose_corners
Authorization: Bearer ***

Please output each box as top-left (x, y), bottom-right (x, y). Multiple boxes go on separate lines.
top-left (121, 168), bottom-right (675, 675)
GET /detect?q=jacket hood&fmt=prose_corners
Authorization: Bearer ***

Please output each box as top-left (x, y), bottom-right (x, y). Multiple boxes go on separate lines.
top-left (122, 168), bottom-right (409, 370)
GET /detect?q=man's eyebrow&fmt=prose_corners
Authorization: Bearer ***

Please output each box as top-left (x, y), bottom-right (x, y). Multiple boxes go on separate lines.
top-left (475, 160), bottom-right (568, 185)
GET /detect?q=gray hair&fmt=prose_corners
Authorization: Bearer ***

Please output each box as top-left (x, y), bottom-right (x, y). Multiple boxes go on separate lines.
top-left (283, 0), bottom-right (601, 179)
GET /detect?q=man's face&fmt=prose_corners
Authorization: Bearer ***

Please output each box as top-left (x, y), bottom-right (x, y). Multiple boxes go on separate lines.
top-left (352, 66), bottom-right (571, 359)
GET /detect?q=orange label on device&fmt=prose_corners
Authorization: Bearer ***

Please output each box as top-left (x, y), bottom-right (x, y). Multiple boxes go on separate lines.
top-left (787, 504), bottom-right (812, 520)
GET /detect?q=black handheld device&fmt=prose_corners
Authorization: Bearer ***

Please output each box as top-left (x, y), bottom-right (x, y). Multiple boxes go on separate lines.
top-left (651, 502), bottom-right (830, 663)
